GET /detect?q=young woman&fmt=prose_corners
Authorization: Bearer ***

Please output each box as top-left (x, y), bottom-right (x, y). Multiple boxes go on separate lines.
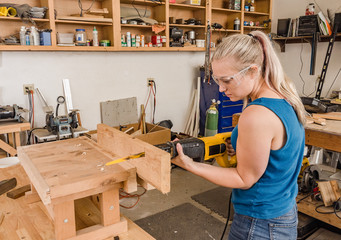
top-left (172, 31), bottom-right (307, 239)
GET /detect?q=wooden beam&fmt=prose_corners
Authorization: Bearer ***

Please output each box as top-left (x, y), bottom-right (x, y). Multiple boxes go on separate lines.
top-left (97, 124), bottom-right (171, 193)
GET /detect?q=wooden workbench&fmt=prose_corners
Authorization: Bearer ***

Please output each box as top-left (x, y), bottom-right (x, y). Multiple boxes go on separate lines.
top-left (5, 123), bottom-right (170, 240)
top-left (0, 121), bottom-right (30, 156)
top-left (0, 164), bottom-right (154, 240)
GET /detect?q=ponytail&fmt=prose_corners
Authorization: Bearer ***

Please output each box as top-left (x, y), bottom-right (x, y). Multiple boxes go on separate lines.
top-left (212, 31), bottom-right (307, 125)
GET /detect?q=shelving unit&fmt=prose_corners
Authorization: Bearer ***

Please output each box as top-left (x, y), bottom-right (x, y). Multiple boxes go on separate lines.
top-left (0, 0), bottom-right (272, 51)
top-left (272, 34), bottom-right (341, 52)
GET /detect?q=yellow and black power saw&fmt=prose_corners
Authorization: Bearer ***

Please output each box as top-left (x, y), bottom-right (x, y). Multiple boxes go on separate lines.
top-left (155, 132), bottom-right (237, 168)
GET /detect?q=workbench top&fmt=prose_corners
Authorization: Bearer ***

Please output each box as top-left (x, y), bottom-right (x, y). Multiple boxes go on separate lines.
top-left (18, 136), bottom-right (133, 204)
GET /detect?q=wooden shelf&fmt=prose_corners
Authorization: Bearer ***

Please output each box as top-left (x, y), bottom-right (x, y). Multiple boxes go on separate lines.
top-left (0, 45), bottom-right (205, 52)
top-left (272, 34), bottom-right (341, 52)
top-left (55, 20), bottom-right (113, 26)
top-left (243, 26), bottom-right (269, 29)
top-left (169, 24), bottom-right (205, 28)
top-left (244, 11), bottom-right (270, 16)
top-left (0, 16), bottom-right (49, 22)
top-left (121, 24), bottom-right (153, 28)
top-left (212, 29), bottom-right (241, 33)
top-left (211, 7), bottom-right (241, 13)
top-left (120, 0), bottom-right (165, 6)
top-left (169, 3), bottom-right (206, 10)
top-left (0, 0), bottom-right (272, 52)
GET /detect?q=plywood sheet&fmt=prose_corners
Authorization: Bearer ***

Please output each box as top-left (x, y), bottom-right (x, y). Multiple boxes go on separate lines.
top-left (18, 137), bottom-right (134, 204)
top-left (97, 124), bottom-right (171, 193)
top-left (100, 97), bottom-right (138, 127)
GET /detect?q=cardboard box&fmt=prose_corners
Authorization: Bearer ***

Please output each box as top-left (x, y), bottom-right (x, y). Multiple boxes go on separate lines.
top-left (115, 122), bottom-right (171, 145)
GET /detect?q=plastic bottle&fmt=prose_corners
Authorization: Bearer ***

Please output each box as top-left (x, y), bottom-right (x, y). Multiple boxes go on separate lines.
top-left (20, 26), bottom-right (26, 45)
top-left (92, 26), bottom-right (99, 46)
top-left (234, 18), bottom-right (240, 30)
top-left (30, 26), bottom-right (39, 46)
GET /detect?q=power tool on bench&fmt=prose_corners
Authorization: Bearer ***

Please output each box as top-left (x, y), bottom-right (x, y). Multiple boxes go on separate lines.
top-left (155, 132), bottom-right (236, 168)
top-left (45, 96), bottom-right (79, 138)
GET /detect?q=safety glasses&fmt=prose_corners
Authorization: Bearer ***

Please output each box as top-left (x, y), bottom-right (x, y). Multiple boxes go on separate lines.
top-left (212, 65), bottom-right (256, 90)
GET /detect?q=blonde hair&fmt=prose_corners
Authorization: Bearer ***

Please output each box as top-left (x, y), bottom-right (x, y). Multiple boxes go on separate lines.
top-left (212, 31), bottom-right (307, 125)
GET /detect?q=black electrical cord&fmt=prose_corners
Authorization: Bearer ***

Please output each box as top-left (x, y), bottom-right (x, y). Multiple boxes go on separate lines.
top-left (298, 42), bottom-right (317, 97)
top-left (78, 0), bottom-right (95, 17)
top-left (220, 192), bottom-right (233, 240)
top-left (153, 81), bottom-right (157, 124)
top-left (132, 0), bottom-right (147, 18)
top-left (27, 127), bottom-right (46, 145)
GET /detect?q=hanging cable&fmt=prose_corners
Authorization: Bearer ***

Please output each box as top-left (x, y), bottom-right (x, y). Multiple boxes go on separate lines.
top-left (78, 0), bottom-right (95, 17)
top-left (31, 90), bottom-right (34, 128)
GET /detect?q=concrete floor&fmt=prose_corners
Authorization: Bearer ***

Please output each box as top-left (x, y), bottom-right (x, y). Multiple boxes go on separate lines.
top-left (120, 166), bottom-right (227, 225)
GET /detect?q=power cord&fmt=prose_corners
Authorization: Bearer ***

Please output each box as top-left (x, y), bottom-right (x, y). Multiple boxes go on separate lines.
top-left (315, 197), bottom-right (341, 219)
top-left (78, 0), bottom-right (95, 17)
top-left (220, 192), bottom-right (232, 240)
top-left (119, 186), bottom-right (147, 209)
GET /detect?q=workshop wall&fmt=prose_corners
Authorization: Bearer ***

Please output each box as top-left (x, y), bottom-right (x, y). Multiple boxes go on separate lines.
top-left (0, 51), bottom-right (204, 132)
top-left (272, 0), bottom-right (341, 98)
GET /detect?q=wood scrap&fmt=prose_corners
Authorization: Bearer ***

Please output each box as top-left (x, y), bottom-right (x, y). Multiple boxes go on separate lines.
top-left (318, 180), bottom-right (341, 207)
top-left (0, 178), bottom-right (17, 196)
top-left (87, 8), bottom-right (109, 15)
top-left (70, 13), bottom-right (105, 18)
top-left (306, 116), bottom-right (327, 126)
top-left (6, 184), bottom-right (31, 199)
top-left (312, 112), bottom-right (341, 121)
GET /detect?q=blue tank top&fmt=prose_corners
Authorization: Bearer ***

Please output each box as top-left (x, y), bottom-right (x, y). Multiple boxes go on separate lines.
top-left (231, 98), bottom-right (305, 219)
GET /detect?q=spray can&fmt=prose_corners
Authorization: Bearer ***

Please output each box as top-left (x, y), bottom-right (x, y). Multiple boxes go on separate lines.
top-left (204, 99), bottom-right (220, 137)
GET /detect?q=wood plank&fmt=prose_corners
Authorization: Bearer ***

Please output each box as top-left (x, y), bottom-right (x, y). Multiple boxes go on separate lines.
top-left (0, 139), bottom-right (17, 156)
top-left (53, 200), bottom-right (76, 240)
top-left (18, 147), bottom-right (51, 205)
top-left (318, 180), bottom-right (341, 207)
top-left (99, 187), bottom-right (120, 226)
top-left (6, 184), bottom-right (31, 199)
top-left (0, 122), bottom-right (30, 135)
top-left (97, 124), bottom-right (171, 193)
top-left (312, 112), bottom-right (341, 121)
top-left (69, 217), bottom-right (127, 240)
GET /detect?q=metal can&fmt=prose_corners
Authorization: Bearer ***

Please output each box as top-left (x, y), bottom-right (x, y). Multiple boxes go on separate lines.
top-left (100, 40), bottom-right (111, 47)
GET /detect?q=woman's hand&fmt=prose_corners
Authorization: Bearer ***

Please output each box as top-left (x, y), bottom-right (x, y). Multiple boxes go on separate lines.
top-left (171, 142), bottom-right (195, 170)
top-left (226, 138), bottom-right (236, 156)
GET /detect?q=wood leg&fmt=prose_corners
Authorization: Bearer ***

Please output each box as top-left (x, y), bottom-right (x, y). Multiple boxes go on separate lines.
top-left (99, 186), bottom-right (120, 226)
top-left (53, 200), bottom-right (76, 240)
top-left (14, 132), bottom-right (21, 149)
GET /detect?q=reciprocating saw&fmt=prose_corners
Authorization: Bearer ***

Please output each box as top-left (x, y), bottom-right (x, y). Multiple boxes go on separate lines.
top-left (155, 132), bottom-right (236, 168)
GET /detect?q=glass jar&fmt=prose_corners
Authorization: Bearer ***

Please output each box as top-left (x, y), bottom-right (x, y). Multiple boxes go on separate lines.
top-left (75, 29), bottom-right (86, 46)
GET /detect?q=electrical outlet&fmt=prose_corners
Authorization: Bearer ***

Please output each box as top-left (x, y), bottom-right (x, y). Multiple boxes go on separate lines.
top-left (147, 78), bottom-right (154, 86)
top-left (23, 84), bottom-right (34, 95)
